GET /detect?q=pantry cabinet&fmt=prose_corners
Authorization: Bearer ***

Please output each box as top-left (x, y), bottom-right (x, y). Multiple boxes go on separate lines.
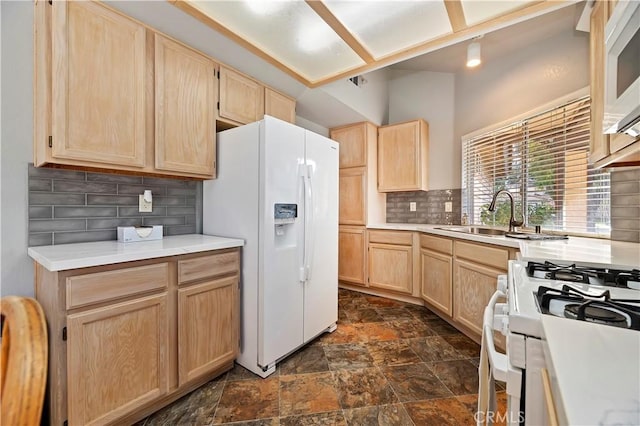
top-left (367, 230), bottom-right (414, 295)
top-left (155, 34), bottom-right (216, 177)
top-left (420, 234), bottom-right (453, 316)
top-left (34, 248), bottom-right (240, 426)
top-left (264, 87), bottom-right (296, 123)
top-left (339, 167), bottom-right (367, 225)
top-left (48, 1), bottom-right (147, 168)
top-left (377, 119), bottom-right (429, 192)
top-left (218, 66), bottom-right (265, 125)
top-left (338, 226), bottom-right (367, 286)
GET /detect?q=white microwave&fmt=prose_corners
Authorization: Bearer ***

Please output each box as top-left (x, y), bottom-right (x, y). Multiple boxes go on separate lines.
top-left (604, 1), bottom-right (640, 138)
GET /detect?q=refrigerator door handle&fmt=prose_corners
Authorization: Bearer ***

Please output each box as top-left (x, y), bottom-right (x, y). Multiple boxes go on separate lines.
top-left (304, 164), bottom-right (314, 281)
top-left (299, 167), bottom-right (307, 283)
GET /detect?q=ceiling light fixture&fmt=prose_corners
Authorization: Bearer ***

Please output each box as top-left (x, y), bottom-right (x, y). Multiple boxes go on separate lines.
top-left (466, 36), bottom-right (483, 68)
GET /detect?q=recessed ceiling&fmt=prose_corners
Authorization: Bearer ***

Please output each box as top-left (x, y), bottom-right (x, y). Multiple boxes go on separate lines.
top-left (171, 0), bottom-right (577, 88)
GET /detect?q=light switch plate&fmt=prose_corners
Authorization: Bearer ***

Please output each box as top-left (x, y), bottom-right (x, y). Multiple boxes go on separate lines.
top-left (409, 202), bottom-right (417, 212)
top-left (445, 201), bottom-right (453, 212)
top-left (139, 195), bottom-right (152, 213)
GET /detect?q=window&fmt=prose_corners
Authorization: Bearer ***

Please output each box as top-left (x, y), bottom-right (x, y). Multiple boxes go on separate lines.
top-left (462, 96), bottom-right (610, 236)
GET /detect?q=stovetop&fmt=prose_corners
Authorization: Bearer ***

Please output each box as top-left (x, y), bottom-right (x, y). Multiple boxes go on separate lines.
top-left (507, 261), bottom-right (640, 337)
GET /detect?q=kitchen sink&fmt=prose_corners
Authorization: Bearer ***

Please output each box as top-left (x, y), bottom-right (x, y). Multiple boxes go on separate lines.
top-left (435, 226), bottom-right (568, 240)
top-left (435, 226), bottom-right (508, 236)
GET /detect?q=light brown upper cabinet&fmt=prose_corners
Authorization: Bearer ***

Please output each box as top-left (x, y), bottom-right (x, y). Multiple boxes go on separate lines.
top-left (264, 87), bottom-right (296, 124)
top-left (378, 119), bottom-right (429, 192)
top-left (218, 66), bottom-right (265, 125)
top-left (332, 123), bottom-right (368, 168)
top-left (155, 34), bottom-right (216, 177)
top-left (46, 1), bottom-right (147, 168)
top-left (588, 0), bottom-right (610, 164)
top-left (339, 167), bottom-right (367, 225)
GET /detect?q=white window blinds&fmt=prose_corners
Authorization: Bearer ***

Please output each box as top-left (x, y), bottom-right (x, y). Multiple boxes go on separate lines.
top-left (462, 96), bottom-right (610, 236)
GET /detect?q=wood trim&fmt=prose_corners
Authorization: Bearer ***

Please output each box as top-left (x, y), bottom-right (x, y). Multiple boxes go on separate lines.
top-left (304, 0), bottom-right (375, 63)
top-left (444, 0), bottom-right (468, 32)
top-left (541, 368), bottom-right (560, 426)
top-left (368, 230), bottom-right (413, 245)
top-left (454, 240), bottom-right (509, 271)
top-left (593, 139), bottom-right (640, 169)
top-left (178, 251), bottom-right (239, 285)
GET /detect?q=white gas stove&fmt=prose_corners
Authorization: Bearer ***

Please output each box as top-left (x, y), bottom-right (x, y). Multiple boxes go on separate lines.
top-left (481, 259), bottom-right (640, 426)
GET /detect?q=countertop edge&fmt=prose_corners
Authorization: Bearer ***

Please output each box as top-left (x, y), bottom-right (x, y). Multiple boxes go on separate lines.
top-left (28, 234), bottom-right (244, 272)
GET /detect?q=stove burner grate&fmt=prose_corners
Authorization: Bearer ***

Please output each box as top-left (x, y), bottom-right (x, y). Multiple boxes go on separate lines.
top-left (527, 261), bottom-right (640, 290)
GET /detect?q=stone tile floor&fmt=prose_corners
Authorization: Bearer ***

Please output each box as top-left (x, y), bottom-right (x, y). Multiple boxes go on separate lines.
top-left (137, 289), bottom-right (506, 425)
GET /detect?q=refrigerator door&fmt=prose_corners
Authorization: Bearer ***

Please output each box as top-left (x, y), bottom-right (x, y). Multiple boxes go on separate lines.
top-left (258, 116), bottom-right (306, 367)
top-left (302, 130), bottom-right (339, 341)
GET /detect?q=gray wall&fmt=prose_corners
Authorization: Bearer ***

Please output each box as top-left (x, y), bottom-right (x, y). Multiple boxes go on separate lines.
top-left (1, 1), bottom-right (33, 296)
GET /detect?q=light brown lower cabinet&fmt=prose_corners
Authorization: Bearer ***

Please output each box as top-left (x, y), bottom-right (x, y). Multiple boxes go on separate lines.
top-left (420, 234), bottom-right (454, 316)
top-left (35, 248), bottom-right (240, 426)
top-left (338, 226), bottom-right (367, 286)
top-left (367, 230), bottom-right (413, 294)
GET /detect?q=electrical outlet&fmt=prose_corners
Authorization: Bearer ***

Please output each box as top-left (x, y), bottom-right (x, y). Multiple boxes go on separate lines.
top-left (139, 195), bottom-right (152, 213)
top-left (445, 201), bottom-right (453, 212)
top-left (409, 202), bottom-right (417, 212)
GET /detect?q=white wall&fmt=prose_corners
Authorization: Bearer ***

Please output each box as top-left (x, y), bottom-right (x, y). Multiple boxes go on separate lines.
top-left (388, 70), bottom-right (456, 191)
top-left (1, 1), bottom-right (34, 296)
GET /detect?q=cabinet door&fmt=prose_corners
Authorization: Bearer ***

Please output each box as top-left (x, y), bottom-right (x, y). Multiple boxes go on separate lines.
top-left (330, 123), bottom-right (367, 168)
top-left (178, 276), bottom-right (238, 385)
top-left (421, 248), bottom-right (453, 316)
top-left (52, 1), bottom-right (146, 167)
top-left (368, 243), bottom-right (412, 294)
top-left (588, 0), bottom-right (610, 164)
top-left (265, 87), bottom-right (296, 123)
top-left (453, 259), bottom-right (503, 336)
top-left (339, 167), bottom-right (366, 225)
top-left (338, 226), bottom-right (366, 285)
top-left (219, 66), bottom-right (264, 124)
top-left (155, 34), bottom-right (216, 177)
top-left (67, 294), bottom-right (168, 426)
top-left (378, 120), bottom-right (428, 192)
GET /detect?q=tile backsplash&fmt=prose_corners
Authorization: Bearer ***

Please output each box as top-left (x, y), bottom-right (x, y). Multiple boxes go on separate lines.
top-left (28, 165), bottom-right (202, 246)
top-left (610, 168), bottom-right (640, 243)
top-left (386, 189), bottom-right (462, 225)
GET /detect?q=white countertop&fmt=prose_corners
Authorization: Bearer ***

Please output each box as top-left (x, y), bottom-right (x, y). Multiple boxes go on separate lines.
top-left (367, 223), bottom-right (640, 269)
top-left (28, 234), bottom-right (244, 271)
top-left (541, 315), bottom-right (640, 425)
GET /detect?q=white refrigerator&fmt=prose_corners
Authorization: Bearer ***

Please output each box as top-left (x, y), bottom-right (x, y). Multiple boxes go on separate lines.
top-left (203, 115), bottom-right (339, 378)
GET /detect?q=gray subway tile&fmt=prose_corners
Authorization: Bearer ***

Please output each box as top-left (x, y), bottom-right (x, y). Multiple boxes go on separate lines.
top-left (29, 206), bottom-right (52, 219)
top-left (167, 206), bottom-right (196, 215)
top-left (185, 215), bottom-right (196, 225)
top-left (118, 206), bottom-right (167, 217)
top-left (87, 194), bottom-right (138, 206)
top-left (611, 181), bottom-right (640, 195)
top-left (165, 224), bottom-right (197, 236)
top-left (117, 184), bottom-right (167, 196)
top-left (142, 216), bottom-right (185, 226)
top-left (53, 180), bottom-right (117, 194)
top-left (154, 196), bottom-right (186, 206)
top-left (142, 176), bottom-right (192, 188)
top-left (610, 169), bottom-right (640, 183)
top-left (609, 194), bottom-right (640, 206)
top-left (54, 230), bottom-right (117, 245)
top-left (87, 172), bottom-right (142, 184)
top-left (611, 218), bottom-right (640, 231)
top-left (610, 230), bottom-right (640, 243)
top-left (30, 219), bottom-right (86, 232)
top-left (610, 207), bottom-right (640, 218)
top-left (29, 192), bottom-right (85, 206)
top-left (87, 218), bottom-right (142, 230)
top-left (54, 206), bottom-right (118, 218)
top-left (29, 233), bottom-right (53, 247)
top-left (29, 178), bottom-right (52, 191)
top-left (167, 187), bottom-right (197, 196)
top-left (186, 196), bottom-right (196, 206)
top-left (28, 165), bottom-right (85, 180)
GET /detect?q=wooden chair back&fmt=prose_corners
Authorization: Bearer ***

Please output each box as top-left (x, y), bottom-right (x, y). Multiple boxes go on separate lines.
top-left (1, 296), bottom-right (48, 425)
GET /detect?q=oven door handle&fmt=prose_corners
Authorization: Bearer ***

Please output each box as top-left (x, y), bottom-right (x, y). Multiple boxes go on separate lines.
top-left (483, 290), bottom-right (508, 382)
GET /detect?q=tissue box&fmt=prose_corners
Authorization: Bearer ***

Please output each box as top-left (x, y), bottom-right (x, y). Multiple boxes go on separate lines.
top-left (117, 226), bottom-right (163, 243)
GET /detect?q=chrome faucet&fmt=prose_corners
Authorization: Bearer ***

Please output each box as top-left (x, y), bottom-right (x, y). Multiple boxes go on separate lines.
top-left (488, 190), bottom-right (524, 233)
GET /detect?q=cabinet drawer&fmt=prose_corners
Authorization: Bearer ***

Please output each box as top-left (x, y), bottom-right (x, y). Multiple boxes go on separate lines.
top-left (454, 241), bottom-right (508, 270)
top-left (420, 234), bottom-right (453, 255)
top-left (368, 230), bottom-right (413, 245)
top-left (66, 263), bottom-right (169, 309)
top-left (178, 251), bottom-right (239, 285)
